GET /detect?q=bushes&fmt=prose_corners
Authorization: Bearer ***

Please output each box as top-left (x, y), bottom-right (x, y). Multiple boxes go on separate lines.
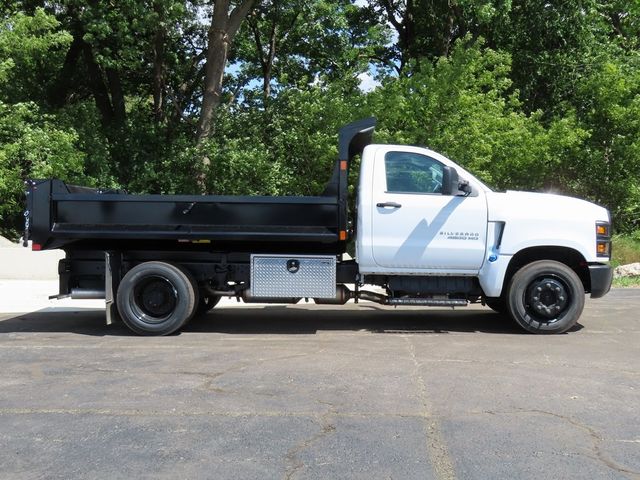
top-left (367, 40), bottom-right (590, 193)
top-left (0, 102), bottom-right (87, 239)
top-left (612, 233), bottom-right (640, 267)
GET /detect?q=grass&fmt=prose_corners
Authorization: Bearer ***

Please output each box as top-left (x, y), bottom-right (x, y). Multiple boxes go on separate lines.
top-left (612, 276), bottom-right (640, 287)
top-left (611, 232), bottom-right (640, 287)
top-left (611, 233), bottom-right (640, 267)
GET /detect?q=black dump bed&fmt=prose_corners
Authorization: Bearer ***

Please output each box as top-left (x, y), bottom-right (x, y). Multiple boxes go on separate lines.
top-left (24, 118), bottom-right (376, 254)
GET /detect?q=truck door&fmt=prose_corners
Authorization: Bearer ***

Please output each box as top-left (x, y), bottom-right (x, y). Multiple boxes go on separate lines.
top-left (371, 149), bottom-right (488, 271)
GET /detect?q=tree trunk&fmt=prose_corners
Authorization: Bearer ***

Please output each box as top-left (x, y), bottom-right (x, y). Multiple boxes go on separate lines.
top-left (49, 34), bottom-right (83, 108)
top-left (106, 67), bottom-right (126, 126)
top-left (152, 3), bottom-right (166, 122)
top-left (250, 17), bottom-right (277, 107)
top-left (380, 0), bottom-right (413, 72)
top-left (195, 0), bottom-right (257, 192)
top-left (196, 0), bottom-right (257, 145)
top-left (403, 0), bottom-right (416, 67)
top-left (263, 23), bottom-right (277, 104)
top-left (82, 41), bottom-right (114, 127)
top-left (196, 19), bottom-right (229, 144)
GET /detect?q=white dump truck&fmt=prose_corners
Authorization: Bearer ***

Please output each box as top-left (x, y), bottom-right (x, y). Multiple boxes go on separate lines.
top-left (25, 118), bottom-right (612, 335)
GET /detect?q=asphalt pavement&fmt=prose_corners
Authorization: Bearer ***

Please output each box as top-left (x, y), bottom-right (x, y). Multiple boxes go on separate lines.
top-left (0, 285), bottom-right (638, 479)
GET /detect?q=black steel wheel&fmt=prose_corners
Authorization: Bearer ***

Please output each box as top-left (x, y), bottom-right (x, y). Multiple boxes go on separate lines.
top-left (116, 262), bottom-right (198, 335)
top-left (507, 260), bottom-right (585, 334)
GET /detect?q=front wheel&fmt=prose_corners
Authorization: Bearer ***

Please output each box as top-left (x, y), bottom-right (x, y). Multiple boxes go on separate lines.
top-left (507, 260), bottom-right (585, 334)
top-left (116, 262), bottom-right (198, 336)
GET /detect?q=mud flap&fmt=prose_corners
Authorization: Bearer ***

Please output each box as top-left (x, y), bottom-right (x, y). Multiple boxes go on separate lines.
top-left (105, 251), bottom-right (122, 325)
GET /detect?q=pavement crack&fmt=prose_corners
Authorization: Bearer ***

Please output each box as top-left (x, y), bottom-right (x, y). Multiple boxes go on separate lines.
top-left (403, 336), bottom-right (457, 480)
top-left (180, 349), bottom-right (328, 393)
top-left (484, 409), bottom-right (640, 479)
top-left (283, 409), bottom-right (336, 480)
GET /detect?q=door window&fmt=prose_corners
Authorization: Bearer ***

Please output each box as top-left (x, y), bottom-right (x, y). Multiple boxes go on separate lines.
top-left (385, 152), bottom-right (444, 194)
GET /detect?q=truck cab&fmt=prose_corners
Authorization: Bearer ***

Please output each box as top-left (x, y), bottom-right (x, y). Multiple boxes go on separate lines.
top-left (356, 142), bottom-right (612, 333)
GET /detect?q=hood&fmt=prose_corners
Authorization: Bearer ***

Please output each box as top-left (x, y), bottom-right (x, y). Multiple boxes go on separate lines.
top-left (486, 190), bottom-right (610, 224)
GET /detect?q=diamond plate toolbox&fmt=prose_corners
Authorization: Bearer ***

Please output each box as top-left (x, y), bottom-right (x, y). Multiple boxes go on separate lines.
top-left (251, 254), bottom-right (336, 298)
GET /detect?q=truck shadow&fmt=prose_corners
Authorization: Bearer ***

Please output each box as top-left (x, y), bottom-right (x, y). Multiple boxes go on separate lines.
top-left (0, 305), bottom-right (583, 336)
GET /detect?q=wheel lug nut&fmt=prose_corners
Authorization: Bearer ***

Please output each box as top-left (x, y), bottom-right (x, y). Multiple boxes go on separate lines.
top-left (537, 287), bottom-right (542, 292)
top-left (559, 296), bottom-right (564, 301)
top-left (555, 287), bottom-right (560, 292)
top-left (546, 283), bottom-right (551, 288)
top-left (533, 296), bottom-right (539, 301)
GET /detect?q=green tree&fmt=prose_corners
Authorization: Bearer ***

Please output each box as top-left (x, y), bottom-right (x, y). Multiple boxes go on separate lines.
top-left (0, 100), bottom-right (87, 239)
top-left (363, 0), bottom-right (511, 72)
top-left (367, 39), bottom-right (588, 191)
top-left (199, 79), bottom-right (365, 196)
top-left (0, 9), bottom-right (88, 239)
top-left (232, 0), bottom-right (386, 106)
top-left (570, 54), bottom-right (640, 230)
top-left (0, 8), bottom-right (72, 105)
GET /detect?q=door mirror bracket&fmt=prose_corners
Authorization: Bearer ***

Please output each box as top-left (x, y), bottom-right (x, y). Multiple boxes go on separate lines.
top-left (459, 180), bottom-right (472, 195)
top-left (442, 166), bottom-right (472, 196)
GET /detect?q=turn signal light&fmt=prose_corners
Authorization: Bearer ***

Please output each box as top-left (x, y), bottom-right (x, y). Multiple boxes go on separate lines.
top-left (595, 221), bottom-right (611, 257)
top-left (596, 241), bottom-right (610, 256)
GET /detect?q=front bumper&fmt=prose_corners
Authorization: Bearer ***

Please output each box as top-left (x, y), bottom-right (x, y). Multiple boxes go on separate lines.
top-left (589, 264), bottom-right (613, 298)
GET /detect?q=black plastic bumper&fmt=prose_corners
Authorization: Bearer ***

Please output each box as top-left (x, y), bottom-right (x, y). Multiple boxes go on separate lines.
top-left (589, 264), bottom-right (613, 298)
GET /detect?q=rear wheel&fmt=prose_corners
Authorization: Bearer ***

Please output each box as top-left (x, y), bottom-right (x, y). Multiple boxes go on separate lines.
top-left (116, 262), bottom-right (198, 336)
top-left (507, 260), bottom-right (585, 334)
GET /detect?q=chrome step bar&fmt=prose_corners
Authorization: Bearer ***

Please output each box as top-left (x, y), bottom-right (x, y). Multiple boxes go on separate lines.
top-left (387, 298), bottom-right (468, 307)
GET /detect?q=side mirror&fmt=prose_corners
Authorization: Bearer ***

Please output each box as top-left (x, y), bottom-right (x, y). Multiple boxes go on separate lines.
top-left (442, 166), bottom-right (459, 195)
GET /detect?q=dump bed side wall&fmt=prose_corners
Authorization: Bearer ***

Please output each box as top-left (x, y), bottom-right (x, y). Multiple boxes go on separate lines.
top-left (27, 179), bottom-right (345, 253)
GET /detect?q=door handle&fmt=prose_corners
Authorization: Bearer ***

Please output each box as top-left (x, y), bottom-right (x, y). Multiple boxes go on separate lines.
top-left (376, 202), bottom-right (402, 208)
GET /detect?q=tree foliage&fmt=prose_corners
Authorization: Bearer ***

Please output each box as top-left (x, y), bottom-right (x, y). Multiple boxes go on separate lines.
top-left (368, 39), bottom-right (590, 192)
top-left (0, 1), bottom-right (639, 239)
top-left (0, 9), bottom-right (86, 237)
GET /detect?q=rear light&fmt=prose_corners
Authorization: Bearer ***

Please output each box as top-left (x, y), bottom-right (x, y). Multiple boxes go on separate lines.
top-left (595, 221), bottom-right (611, 258)
top-left (32, 243), bottom-right (42, 251)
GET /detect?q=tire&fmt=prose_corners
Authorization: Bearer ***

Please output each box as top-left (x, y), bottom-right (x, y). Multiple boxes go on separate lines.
top-left (506, 260), bottom-right (585, 334)
top-left (196, 295), bottom-right (221, 316)
top-left (484, 297), bottom-right (506, 314)
top-left (116, 261), bottom-right (198, 336)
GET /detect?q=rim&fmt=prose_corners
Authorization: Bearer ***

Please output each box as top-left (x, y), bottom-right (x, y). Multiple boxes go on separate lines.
top-left (130, 275), bottom-right (178, 324)
top-left (523, 274), bottom-right (571, 324)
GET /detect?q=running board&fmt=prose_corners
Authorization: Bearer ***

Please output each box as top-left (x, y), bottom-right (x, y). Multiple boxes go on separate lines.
top-left (387, 298), bottom-right (468, 307)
